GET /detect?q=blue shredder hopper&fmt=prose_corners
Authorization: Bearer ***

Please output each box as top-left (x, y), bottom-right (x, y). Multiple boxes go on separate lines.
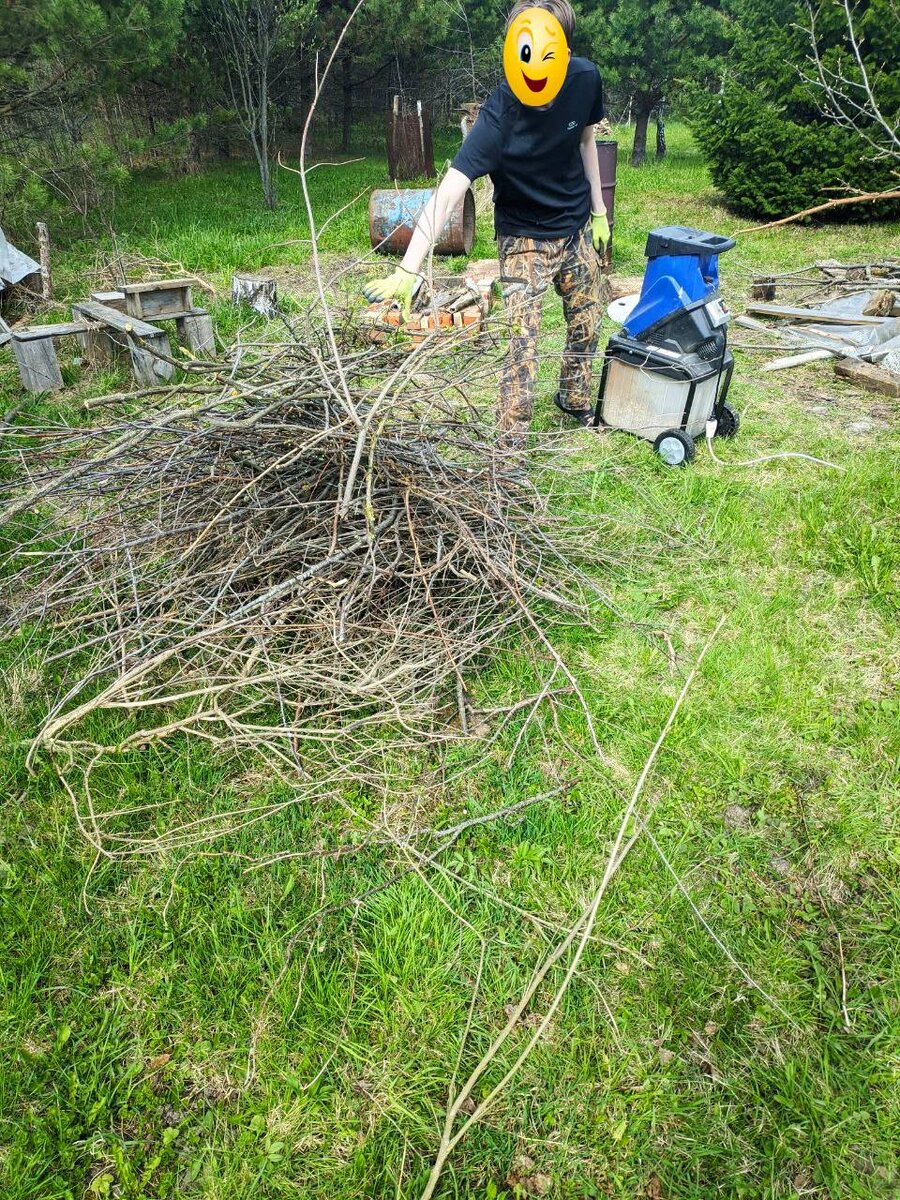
top-left (595, 226), bottom-right (740, 465)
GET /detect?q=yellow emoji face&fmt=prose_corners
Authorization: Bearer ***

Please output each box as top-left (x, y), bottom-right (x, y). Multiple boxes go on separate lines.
top-left (503, 7), bottom-right (568, 107)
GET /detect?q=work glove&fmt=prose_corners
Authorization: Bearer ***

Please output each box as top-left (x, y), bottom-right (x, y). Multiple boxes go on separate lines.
top-left (591, 209), bottom-right (611, 254)
top-left (363, 266), bottom-right (422, 320)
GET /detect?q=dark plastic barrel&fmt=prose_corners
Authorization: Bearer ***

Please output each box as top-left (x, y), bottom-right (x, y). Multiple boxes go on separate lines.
top-left (369, 187), bottom-right (475, 257)
top-left (596, 140), bottom-right (618, 272)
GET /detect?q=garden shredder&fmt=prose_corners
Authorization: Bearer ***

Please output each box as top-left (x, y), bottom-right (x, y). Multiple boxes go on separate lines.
top-left (594, 225), bottom-right (740, 465)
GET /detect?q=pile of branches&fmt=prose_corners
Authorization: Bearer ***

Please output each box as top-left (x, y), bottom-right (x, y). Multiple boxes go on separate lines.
top-left (1, 318), bottom-right (623, 859)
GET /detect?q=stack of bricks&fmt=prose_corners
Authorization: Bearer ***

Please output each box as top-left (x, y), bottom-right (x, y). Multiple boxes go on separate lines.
top-left (362, 259), bottom-right (501, 350)
top-left (362, 296), bottom-right (484, 347)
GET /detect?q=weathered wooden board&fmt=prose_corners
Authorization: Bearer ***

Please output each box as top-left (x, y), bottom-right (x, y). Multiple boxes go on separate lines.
top-left (123, 280), bottom-right (193, 319)
top-left (177, 312), bottom-right (215, 355)
top-left (12, 334), bottom-right (64, 393)
top-left (122, 278), bottom-right (195, 294)
top-left (90, 290), bottom-right (127, 313)
top-left (13, 322), bottom-right (88, 341)
top-left (746, 302), bottom-right (887, 326)
top-left (834, 357), bottom-right (900, 397)
top-left (72, 300), bottom-right (163, 338)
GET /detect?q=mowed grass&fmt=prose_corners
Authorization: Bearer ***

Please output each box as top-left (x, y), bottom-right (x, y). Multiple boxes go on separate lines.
top-left (1, 123), bottom-right (899, 1200)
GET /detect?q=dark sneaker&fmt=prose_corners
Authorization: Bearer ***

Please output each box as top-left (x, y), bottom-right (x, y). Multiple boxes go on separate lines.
top-left (553, 393), bottom-right (594, 427)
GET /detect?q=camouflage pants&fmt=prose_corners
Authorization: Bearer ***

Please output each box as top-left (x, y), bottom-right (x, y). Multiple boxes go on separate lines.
top-left (497, 225), bottom-right (603, 449)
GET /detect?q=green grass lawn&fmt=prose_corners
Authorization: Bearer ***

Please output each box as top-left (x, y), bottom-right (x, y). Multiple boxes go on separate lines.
top-left (1, 123), bottom-right (898, 1200)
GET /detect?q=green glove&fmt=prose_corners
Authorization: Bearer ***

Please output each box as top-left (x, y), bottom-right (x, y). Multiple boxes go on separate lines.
top-left (591, 209), bottom-right (611, 253)
top-left (363, 266), bottom-right (421, 320)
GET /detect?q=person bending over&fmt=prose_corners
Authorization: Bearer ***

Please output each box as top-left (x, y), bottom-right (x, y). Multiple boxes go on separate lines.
top-left (364, 0), bottom-right (609, 454)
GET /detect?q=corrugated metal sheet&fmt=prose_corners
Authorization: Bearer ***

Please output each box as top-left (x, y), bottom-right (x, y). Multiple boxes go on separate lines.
top-left (0, 227), bottom-right (40, 290)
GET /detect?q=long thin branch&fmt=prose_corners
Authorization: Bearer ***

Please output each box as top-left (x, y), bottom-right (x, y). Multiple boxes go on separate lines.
top-left (419, 617), bottom-right (727, 1200)
top-left (736, 189), bottom-right (900, 233)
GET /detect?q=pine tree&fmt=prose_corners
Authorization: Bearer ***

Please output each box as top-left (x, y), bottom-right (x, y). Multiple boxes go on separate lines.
top-left (578, 0), bottom-right (727, 165)
top-left (690, 0), bottom-right (900, 217)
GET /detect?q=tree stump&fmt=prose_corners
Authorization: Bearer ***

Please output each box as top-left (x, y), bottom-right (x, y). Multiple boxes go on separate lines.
top-left (231, 274), bottom-right (277, 318)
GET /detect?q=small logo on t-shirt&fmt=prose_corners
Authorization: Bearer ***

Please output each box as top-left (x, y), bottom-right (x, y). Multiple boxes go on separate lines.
top-left (567, 120), bottom-right (578, 130)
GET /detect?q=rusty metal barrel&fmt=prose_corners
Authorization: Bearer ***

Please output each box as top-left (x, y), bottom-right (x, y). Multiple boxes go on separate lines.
top-left (369, 187), bottom-right (475, 257)
top-left (596, 139), bottom-right (619, 272)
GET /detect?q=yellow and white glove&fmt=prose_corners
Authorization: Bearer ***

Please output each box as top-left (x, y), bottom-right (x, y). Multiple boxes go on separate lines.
top-left (363, 266), bottom-right (422, 320)
top-left (591, 209), bottom-right (611, 253)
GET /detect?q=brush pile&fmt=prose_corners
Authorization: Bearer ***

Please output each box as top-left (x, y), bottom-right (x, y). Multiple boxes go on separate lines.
top-left (1, 317), bottom-right (618, 858)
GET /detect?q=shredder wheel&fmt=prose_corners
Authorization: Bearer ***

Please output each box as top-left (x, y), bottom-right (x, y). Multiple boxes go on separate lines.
top-left (653, 429), bottom-right (696, 467)
top-left (715, 402), bottom-right (740, 439)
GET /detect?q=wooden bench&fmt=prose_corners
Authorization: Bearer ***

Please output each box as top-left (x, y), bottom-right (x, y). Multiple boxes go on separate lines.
top-left (122, 278), bottom-right (194, 320)
top-left (72, 301), bottom-right (174, 386)
top-left (115, 282), bottom-right (215, 355)
top-left (11, 321), bottom-right (90, 393)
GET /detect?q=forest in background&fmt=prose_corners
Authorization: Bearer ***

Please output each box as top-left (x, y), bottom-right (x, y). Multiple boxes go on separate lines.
top-left (1, 0), bottom-right (898, 237)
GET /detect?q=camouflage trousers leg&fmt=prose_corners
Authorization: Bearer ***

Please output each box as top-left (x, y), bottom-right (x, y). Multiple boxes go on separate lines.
top-left (555, 227), bottom-right (604, 414)
top-left (497, 227), bottom-right (604, 451)
top-left (496, 234), bottom-right (559, 453)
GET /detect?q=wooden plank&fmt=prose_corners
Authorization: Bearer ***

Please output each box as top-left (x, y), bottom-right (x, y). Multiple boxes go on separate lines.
top-left (72, 300), bottom-right (162, 339)
top-left (746, 302), bottom-right (887, 326)
top-left (834, 357), bottom-right (900, 397)
top-left (137, 307), bottom-right (206, 324)
top-left (125, 284), bottom-right (192, 319)
top-left (121, 278), bottom-right (196, 294)
top-left (12, 335), bottom-right (63, 393)
top-left (90, 290), bottom-right (127, 312)
top-left (14, 322), bottom-right (89, 341)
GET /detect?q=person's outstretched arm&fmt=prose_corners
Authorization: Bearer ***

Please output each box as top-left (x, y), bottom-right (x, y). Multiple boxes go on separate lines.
top-left (364, 168), bottom-right (472, 316)
top-left (580, 127), bottom-right (609, 252)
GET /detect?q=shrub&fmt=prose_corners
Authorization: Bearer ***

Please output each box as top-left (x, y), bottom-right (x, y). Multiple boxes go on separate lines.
top-left (690, 0), bottom-right (900, 220)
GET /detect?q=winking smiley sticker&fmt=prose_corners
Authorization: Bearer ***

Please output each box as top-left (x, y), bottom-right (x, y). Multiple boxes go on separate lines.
top-left (503, 6), bottom-right (569, 107)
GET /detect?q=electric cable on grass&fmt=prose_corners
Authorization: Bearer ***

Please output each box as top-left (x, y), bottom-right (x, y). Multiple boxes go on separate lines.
top-left (704, 417), bottom-right (845, 471)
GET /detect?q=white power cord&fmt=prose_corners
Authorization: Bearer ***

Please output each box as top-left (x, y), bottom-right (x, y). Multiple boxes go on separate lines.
top-left (705, 418), bottom-right (845, 471)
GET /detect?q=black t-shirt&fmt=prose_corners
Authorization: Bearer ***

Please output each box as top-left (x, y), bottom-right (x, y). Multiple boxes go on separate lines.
top-left (451, 57), bottom-right (604, 239)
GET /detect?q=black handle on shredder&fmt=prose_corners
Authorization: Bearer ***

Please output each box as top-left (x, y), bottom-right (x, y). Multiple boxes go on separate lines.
top-left (644, 226), bottom-right (737, 258)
